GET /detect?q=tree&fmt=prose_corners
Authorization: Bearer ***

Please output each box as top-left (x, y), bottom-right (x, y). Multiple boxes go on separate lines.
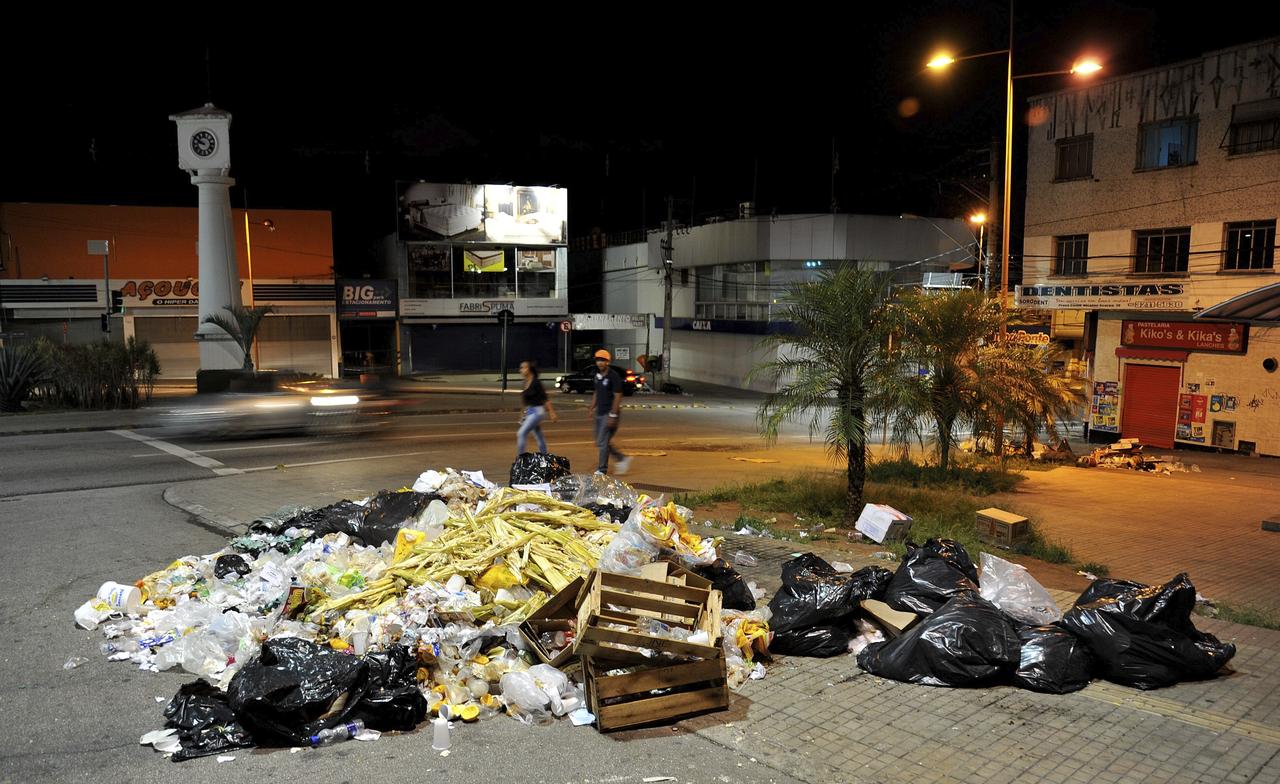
top-left (885, 289), bottom-right (1082, 469)
top-left (202, 305), bottom-right (273, 371)
top-left (750, 266), bottom-right (896, 526)
top-left (0, 344), bottom-right (47, 412)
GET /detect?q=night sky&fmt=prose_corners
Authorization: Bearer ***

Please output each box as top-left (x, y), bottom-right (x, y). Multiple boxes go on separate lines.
top-left (2, 6), bottom-right (1273, 277)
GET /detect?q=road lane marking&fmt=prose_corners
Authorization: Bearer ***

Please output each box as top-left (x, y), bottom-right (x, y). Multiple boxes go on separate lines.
top-left (110, 430), bottom-right (243, 476)
top-left (131, 441), bottom-right (312, 457)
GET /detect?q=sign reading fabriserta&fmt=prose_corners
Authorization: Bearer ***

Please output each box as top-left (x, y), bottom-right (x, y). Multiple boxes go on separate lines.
top-left (1016, 281), bottom-right (1189, 310)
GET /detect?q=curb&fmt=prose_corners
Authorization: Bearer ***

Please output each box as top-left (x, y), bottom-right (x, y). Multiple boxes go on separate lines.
top-left (0, 423), bottom-right (142, 438)
top-left (161, 486), bottom-right (244, 536)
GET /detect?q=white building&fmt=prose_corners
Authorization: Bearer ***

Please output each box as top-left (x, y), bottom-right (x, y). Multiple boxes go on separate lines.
top-left (1019, 37), bottom-right (1280, 454)
top-left (601, 213), bottom-right (976, 391)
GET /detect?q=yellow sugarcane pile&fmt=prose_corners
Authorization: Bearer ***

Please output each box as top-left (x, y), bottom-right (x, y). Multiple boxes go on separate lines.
top-left (308, 489), bottom-right (619, 626)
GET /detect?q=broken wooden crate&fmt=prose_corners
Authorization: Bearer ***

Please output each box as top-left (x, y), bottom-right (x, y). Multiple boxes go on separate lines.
top-left (518, 575), bottom-right (587, 667)
top-left (584, 652), bottom-right (728, 732)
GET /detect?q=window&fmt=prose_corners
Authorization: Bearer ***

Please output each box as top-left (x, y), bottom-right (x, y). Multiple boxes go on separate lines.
top-left (1055, 135), bottom-right (1093, 180)
top-left (1134, 228), bottom-right (1191, 274)
top-left (1227, 99), bottom-right (1280, 155)
top-left (1224, 220), bottom-right (1276, 271)
top-left (408, 244), bottom-right (453, 298)
top-left (1138, 118), bottom-right (1198, 169)
top-left (1054, 235), bottom-right (1089, 276)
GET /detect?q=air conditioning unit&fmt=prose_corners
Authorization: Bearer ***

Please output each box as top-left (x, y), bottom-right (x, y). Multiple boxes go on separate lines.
top-left (738, 201), bottom-right (755, 219)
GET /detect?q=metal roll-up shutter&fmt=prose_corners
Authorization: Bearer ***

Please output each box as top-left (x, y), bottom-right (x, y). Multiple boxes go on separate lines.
top-left (1120, 363), bottom-right (1180, 448)
top-left (257, 315), bottom-right (332, 376)
top-left (133, 316), bottom-right (200, 379)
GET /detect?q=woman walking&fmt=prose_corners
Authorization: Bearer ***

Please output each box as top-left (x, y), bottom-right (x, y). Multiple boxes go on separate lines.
top-left (516, 360), bottom-right (557, 455)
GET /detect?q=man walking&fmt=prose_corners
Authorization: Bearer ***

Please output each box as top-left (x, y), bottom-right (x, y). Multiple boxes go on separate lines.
top-left (588, 349), bottom-right (631, 475)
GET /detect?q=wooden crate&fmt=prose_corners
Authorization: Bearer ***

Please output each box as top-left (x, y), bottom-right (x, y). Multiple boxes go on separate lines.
top-left (518, 575), bottom-right (587, 668)
top-left (574, 564), bottom-right (722, 665)
top-left (975, 507), bottom-right (1029, 548)
top-left (584, 654), bottom-right (728, 732)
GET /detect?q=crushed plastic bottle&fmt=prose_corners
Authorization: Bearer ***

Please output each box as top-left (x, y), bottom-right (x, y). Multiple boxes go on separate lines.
top-left (733, 551), bottom-right (759, 568)
top-left (64, 656), bottom-right (89, 670)
top-left (309, 719), bottom-right (365, 747)
top-left (871, 551), bottom-right (897, 562)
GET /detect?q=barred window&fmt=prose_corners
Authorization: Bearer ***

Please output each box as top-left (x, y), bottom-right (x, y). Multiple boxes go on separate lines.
top-left (1224, 220), bottom-right (1276, 271)
top-left (1134, 228), bottom-right (1190, 274)
top-left (1055, 135), bottom-right (1093, 180)
top-left (1054, 235), bottom-right (1089, 276)
top-left (1227, 99), bottom-right (1280, 155)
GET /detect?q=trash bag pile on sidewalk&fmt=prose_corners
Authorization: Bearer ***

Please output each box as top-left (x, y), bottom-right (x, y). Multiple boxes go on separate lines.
top-left (849, 541), bottom-right (1235, 694)
top-left (76, 465), bottom-right (766, 759)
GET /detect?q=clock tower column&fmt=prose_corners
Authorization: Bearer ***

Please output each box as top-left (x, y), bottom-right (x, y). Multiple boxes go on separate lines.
top-left (169, 103), bottom-right (243, 376)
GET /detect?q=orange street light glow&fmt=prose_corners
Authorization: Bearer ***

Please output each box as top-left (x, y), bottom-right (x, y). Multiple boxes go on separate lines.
top-left (1071, 59), bottom-right (1103, 75)
top-left (969, 213), bottom-right (987, 224)
top-left (927, 54), bottom-right (955, 69)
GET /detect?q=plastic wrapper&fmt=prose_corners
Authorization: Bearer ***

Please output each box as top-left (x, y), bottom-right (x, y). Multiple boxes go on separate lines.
top-left (510, 452), bottom-right (572, 486)
top-left (883, 539), bottom-right (981, 616)
top-left (978, 552), bottom-right (1062, 626)
top-left (694, 558), bottom-right (756, 611)
top-left (1014, 625), bottom-right (1095, 694)
top-left (1058, 573), bottom-right (1236, 690)
top-left (856, 594), bottom-right (1021, 687)
top-left (163, 679), bottom-right (255, 762)
top-left (598, 527), bottom-right (659, 575)
top-left (227, 638), bottom-right (371, 745)
top-left (768, 554), bottom-right (892, 635)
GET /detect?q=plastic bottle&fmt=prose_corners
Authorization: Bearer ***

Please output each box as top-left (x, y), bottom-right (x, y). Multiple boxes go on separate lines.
top-left (733, 551), bottom-right (759, 568)
top-left (309, 719), bottom-right (365, 747)
top-left (100, 640), bottom-right (140, 656)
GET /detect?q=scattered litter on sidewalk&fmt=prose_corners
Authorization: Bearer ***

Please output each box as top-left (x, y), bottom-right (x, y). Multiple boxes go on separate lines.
top-left (64, 656), bottom-right (89, 669)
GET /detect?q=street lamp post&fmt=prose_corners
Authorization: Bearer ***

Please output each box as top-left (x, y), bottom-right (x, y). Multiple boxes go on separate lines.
top-left (242, 202), bottom-right (275, 368)
top-left (926, 46), bottom-right (1101, 335)
top-left (969, 213), bottom-right (988, 293)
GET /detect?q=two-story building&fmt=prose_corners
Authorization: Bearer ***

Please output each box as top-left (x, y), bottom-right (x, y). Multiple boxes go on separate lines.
top-left (1019, 37), bottom-right (1280, 456)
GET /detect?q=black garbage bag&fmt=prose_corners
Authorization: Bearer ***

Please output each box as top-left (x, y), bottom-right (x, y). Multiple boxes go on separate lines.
top-left (694, 559), bottom-right (756, 611)
top-left (292, 500), bottom-right (369, 538)
top-left (163, 679), bottom-right (255, 762)
top-left (1014, 625), bottom-right (1096, 694)
top-left (214, 554), bottom-right (252, 580)
top-left (883, 538), bottom-right (982, 616)
top-left (583, 502), bottom-right (632, 524)
top-left (857, 594), bottom-right (1022, 686)
top-left (510, 452), bottom-right (572, 485)
top-left (768, 554), bottom-right (893, 635)
top-left (227, 638), bottom-right (371, 745)
top-left (770, 624), bottom-right (851, 657)
top-left (357, 491), bottom-right (437, 546)
top-left (1058, 573), bottom-right (1236, 690)
top-left (352, 645), bottom-right (428, 731)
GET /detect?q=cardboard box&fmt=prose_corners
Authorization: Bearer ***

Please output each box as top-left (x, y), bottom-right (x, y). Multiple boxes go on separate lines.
top-left (518, 575), bottom-right (587, 667)
top-left (975, 507), bottom-right (1029, 548)
top-left (860, 599), bottom-right (919, 638)
top-left (574, 563), bottom-right (722, 665)
top-left (855, 503), bottom-right (913, 544)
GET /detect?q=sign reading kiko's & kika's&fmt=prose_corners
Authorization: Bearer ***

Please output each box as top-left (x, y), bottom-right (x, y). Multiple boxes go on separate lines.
top-left (1121, 320), bottom-right (1248, 354)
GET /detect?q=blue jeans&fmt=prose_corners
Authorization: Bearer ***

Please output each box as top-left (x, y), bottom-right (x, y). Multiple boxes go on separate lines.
top-left (594, 413), bottom-right (626, 473)
top-left (516, 405), bottom-right (548, 455)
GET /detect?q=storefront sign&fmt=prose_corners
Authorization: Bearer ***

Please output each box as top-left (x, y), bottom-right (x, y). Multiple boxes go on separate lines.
top-left (571, 313), bottom-right (650, 330)
top-left (1090, 380), bottom-right (1120, 433)
top-left (120, 279), bottom-right (200, 304)
top-left (1121, 320), bottom-right (1247, 353)
top-left (1016, 282), bottom-right (1188, 310)
top-left (338, 279), bottom-right (397, 319)
top-left (1004, 327), bottom-right (1051, 346)
top-left (400, 298), bottom-right (568, 318)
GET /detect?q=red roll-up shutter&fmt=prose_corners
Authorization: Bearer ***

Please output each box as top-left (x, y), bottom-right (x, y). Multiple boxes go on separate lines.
top-left (1121, 364), bottom-right (1180, 449)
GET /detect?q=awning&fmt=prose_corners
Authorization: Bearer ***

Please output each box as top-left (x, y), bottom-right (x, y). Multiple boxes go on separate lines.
top-left (1194, 281), bottom-right (1280, 324)
top-left (1116, 347), bottom-right (1189, 362)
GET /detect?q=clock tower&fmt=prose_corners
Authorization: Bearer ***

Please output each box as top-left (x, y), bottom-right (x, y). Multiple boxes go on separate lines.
top-left (170, 103), bottom-right (243, 376)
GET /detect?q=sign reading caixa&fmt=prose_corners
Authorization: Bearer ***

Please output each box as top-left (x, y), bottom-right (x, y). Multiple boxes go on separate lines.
top-left (1016, 282), bottom-right (1187, 310)
top-left (338, 279), bottom-right (397, 319)
top-left (1122, 320), bottom-right (1248, 354)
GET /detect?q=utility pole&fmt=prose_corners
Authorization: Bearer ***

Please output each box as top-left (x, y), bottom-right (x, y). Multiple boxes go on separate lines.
top-left (988, 136), bottom-right (1002, 299)
top-left (662, 195), bottom-right (674, 390)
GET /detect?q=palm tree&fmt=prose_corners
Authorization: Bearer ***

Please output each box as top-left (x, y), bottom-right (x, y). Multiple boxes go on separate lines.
top-left (885, 289), bottom-right (1083, 469)
top-left (202, 305), bottom-right (273, 371)
top-left (750, 266), bottom-right (897, 526)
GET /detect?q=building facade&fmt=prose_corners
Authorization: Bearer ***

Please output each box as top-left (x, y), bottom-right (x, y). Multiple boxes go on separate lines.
top-left (1019, 37), bottom-right (1280, 454)
top-left (0, 203), bottom-right (339, 378)
top-left (602, 213), bottom-right (977, 392)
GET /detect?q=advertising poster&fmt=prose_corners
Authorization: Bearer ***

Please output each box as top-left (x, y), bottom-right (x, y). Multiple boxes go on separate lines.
top-left (1091, 380), bottom-right (1120, 433)
top-left (1177, 394), bottom-right (1207, 443)
top-left (463, 249), bottom-right (507, 273)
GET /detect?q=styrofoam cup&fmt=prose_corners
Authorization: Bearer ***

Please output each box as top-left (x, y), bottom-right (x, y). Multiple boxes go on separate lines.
top-left (96, 582), bottom-right (142, 614)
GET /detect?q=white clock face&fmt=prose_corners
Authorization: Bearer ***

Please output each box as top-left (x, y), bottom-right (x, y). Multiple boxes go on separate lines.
top-left (190, 130), bottom-right (218, 158)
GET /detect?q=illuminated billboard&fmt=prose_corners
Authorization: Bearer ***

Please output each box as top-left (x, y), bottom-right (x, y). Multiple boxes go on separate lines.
top-left (397, 182), bottom-right (567, 245)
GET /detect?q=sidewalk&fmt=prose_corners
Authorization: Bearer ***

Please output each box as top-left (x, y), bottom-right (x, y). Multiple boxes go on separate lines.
top-left (162, 464), bottom-right (1280, 784)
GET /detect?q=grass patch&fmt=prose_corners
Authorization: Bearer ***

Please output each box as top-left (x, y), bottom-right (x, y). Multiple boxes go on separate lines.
top-left (1076, 561), bottom-right (1111, 577)
top-left (681, 471), bottom-right (1074, 565)
top-left (1201, 603), bottom-right (1280, 631)
top-left (868, 458), bottom-right (1025, 495)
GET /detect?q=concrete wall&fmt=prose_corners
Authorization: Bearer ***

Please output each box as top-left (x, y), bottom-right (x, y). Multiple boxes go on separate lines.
top-left (601, 241), bottom-right (695, 372)
top-left (671, 331), bottom-right (778, 392)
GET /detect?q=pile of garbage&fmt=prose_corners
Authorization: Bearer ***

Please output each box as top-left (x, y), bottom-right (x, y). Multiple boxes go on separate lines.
top-left (74, 467), bottom-right (766, 761)
top-left (760, 537), bottom-right (1235, 694)
top-left (1076, 439), bottom-right (1201, 475)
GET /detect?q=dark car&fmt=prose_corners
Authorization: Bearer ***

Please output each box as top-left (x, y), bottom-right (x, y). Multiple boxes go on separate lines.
top-left (554, 364), bottom-right (645, 395)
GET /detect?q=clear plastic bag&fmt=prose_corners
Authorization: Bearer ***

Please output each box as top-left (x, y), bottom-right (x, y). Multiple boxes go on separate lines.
top-left (978, 552), bottom-right (1062, 626)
